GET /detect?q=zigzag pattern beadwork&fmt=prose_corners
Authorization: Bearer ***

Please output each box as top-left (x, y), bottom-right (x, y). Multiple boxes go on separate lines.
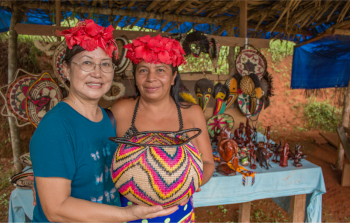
top-left (111, 132), bottom-right (203, 207)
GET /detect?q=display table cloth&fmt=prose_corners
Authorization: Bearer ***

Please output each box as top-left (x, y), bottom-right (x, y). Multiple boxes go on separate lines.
top-left (8, 133), bottom-right (325, 223)
top-left (193, 133), bottom-right (326, 223)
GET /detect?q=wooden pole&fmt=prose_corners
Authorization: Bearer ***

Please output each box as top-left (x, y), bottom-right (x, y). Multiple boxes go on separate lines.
top-left (239, 0), bottom-right (248, 38)
top-left (227, 25), bottom-right (236, 75)
top-left (8, 4), bottom-right (24, 174)
top-left (238, 202), bottom-right (251, 223)
top-left (56, 0), bottom-right (61, 41)
top-left (335, 79), bottom-right (350, 170)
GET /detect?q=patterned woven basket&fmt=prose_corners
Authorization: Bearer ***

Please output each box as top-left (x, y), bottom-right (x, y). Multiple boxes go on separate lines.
top-left (240, 76), bottom-right (255, 96)
top-left (109, 128), bottom-right (203, 207)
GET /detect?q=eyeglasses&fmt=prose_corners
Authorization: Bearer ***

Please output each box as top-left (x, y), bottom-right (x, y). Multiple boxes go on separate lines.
top-left (71, 61), bottom-right (115, 73)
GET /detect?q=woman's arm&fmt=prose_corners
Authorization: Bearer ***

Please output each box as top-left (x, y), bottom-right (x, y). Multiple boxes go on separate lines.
top-left (36, 177), bottom-right (178, 222)
top-left (189, 105), bottom-right (215, 186)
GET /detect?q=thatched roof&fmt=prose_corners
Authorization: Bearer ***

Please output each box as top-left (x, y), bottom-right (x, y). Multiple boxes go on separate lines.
top-left (1, 0), bottom-right (350, 42)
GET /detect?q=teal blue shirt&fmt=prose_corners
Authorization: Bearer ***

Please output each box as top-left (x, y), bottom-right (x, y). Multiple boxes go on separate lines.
top-left (30, 102), bottom-right (120, 222)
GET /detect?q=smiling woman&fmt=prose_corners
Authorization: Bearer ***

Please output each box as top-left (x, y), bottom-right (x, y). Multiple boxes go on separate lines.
top-left (111, 35), bottom-right (215, 223)
top-left (29, 20), bottom-right (178, 223)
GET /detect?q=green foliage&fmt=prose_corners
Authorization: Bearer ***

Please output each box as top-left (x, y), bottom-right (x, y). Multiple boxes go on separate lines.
top-left (303, 98), bottom-right (342, 132)
top-left (179, 46), bottom-right (231, 75)
top-left (0, 193), bottom-right (9, 207)
top-left (267, 40), bottom-right (295, 63)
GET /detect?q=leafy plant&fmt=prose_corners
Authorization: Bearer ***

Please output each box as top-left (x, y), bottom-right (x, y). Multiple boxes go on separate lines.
top-left (267, 40), bottom-right (295, 64)
top-left (303, 98), bottom-right (342, 132)
top-left (0, 193), bottom-right (9, 207)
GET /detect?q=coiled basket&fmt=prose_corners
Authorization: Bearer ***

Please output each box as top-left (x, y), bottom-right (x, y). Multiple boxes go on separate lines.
top-left (109, 128), bottom-right (203, 207)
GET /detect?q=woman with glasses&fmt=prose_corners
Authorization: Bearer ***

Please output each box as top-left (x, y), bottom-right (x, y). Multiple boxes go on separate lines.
top-left (29, 20), bottom-right (178, 222)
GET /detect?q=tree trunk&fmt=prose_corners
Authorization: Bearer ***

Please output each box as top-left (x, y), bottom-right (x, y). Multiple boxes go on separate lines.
top-left (335, 79), bottom-right (350, 170)
top-left (8, 4), bottom-right (24, 174)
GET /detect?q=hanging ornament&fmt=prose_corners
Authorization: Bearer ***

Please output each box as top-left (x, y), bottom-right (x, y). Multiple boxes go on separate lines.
top-left (195, 78), bottom-right (214, 112)
top-left (213, 82), bottom-right (229, 116)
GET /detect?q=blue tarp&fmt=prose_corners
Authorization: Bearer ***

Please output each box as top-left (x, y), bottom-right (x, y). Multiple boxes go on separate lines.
top-left (291, 35), bottom-right (350, 89)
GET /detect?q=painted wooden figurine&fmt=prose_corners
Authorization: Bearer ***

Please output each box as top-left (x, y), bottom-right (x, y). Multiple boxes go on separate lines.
top-left (292, 145), bottom-right (304, 167)
top-left (264, 126), bottom-right (271, 149)
top-left (249, 143), bottom-right (257, 169)
top-left (216, 125), bottom-right (238, 176)
top-left (234, 122), bottom-right (245, 145)
top-left (280, 143), bottom-right (290, 167)
top-left (245, 118), bottom-right (253, 146)
top-left (271, 142), bottom-right (282, 163)
top-left (256, 141), bottom-right (272, 169)
top-left (213, 83), bottom-right (229, 116)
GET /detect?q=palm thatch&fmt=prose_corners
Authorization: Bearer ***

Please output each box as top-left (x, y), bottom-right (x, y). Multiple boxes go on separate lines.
top-left (1, 0), bottom-right (350, 42)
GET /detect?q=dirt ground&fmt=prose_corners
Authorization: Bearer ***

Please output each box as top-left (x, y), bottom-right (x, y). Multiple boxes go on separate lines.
top-left (1, 51), bottom-right (350, 222)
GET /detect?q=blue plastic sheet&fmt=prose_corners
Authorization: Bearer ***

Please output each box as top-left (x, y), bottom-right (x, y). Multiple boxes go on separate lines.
top-left (291, 35), bottom-right (350, 89)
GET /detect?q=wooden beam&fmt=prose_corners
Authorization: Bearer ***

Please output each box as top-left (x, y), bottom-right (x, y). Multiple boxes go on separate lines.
top-left (194, 1), bottom-right (213, 15)
top-left (146, 1), bottom-right (159, 12)
top-left (158, 20), bottom-right (170, 31)
top-left (333, 29), bottom-right (350, 36)
top-left (55, 0), bottom-right (61, 41)
top-left (113, 16), bottom-right (125, 29)
top-left (158, 0), bottom-right (175, 12)
top-left (0, 1), bottom-right (227, 26)
top-left (295, 31), bottom-right (332, 48)
top-left (7, 3), bottom-right (24, 174)
top-left (175, 1), bottom-right (192, 15)
top-left (238, 202), bottom-right (251, 223)
top-left (129, 18), bottom-right (140, 29)
top-left (239, 0), bottom-right (247, 38)
top-left (289, 194), bottom-right (306, 223)
top-left (88, 0), bottom-right (98, 19)
top-left (209, 1), bottom-right (236, 18)
top-left (127, 1), bottom-right (136, 9)
top-left (14, 23), bottom-right (271, 48)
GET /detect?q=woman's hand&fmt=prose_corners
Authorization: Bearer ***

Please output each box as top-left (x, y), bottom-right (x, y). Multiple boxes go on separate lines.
top-left (27, 176), bottom-right (36, 206)
top-left (127, 205), bottom-right (179, 220)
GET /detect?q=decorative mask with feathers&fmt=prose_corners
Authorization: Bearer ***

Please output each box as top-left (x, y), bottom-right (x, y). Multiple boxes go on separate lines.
top-left (195, 79), bottom-right (214, 112)
top-left (213, 83), bottom-right (229, 116)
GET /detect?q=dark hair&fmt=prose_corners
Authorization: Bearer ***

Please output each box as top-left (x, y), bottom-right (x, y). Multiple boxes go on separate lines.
top-left (62, 45), bottom-right (86, 66)
top-left (132, 63), bottom-right (191, 109)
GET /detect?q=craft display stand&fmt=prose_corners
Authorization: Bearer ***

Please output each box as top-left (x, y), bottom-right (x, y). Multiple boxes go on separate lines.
top-left (8, 133), bottom-right (325, 223)
top-left (193, 132), bottom-right (326, 223)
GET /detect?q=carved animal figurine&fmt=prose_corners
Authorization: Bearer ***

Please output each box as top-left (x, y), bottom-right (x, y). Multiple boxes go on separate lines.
top-left (264, 126), bottom-right (271, 149)
top-left (244, 117), bottom-right (253, 146)
top-left (280, 143), bottom-right (290, 168)
top-left (270, 142), bottom-right (282, 163)
top-left (249, 143), bottom-right (257, 169)
top-left (255, 141), bottom-right (272, 169)
top-left (234, 122), bottom-right (245, 145)
top-left (292, 145), bottom-right (305, 167)
top-left (216, 125), bottom-right (238, 176)
top-left (288, 144), bottom-right (307, 160)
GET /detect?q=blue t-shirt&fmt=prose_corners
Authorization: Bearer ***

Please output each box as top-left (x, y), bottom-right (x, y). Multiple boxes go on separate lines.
top-left (30, 102), bottom-right (120, 222)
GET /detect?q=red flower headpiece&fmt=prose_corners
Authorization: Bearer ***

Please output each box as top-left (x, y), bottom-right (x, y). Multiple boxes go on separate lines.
top-left (57, 19), bottom-right (117, 59)
top-left (124, 35), bottom-right (186, 67)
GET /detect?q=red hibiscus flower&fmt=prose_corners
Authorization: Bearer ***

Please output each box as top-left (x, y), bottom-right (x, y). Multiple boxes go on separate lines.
top-left (124, 34), bottom-right (186, 67)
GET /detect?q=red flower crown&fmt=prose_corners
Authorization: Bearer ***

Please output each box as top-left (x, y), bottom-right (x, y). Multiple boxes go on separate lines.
top-left (57, 19), bottom-right (117, 59)
top-left (124, 35), bottom-right (186, 67)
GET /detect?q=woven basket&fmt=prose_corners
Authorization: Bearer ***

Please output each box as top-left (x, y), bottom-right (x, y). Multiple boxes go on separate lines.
top-left (110, 128), bottom-right (203, 207)
top-left (240, 76), bottom-right (255, 96)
